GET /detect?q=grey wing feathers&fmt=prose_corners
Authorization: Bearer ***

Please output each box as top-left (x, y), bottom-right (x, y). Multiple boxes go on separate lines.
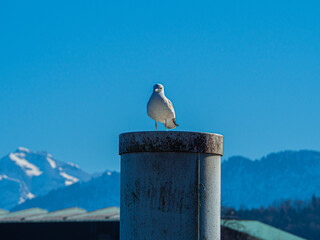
top-left (166, 98), bottom-right (179, 129)
top-left (167, 99), bottom-right (175, 114)
top-left (166, 118), bottom-right (179, 129)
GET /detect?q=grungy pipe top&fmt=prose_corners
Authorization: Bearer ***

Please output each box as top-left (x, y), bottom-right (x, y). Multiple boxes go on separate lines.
top-left (119, 131), bottom-right (223, 155)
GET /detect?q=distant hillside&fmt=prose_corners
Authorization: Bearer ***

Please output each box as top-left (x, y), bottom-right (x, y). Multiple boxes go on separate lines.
top-left (12, 171), bottom-right (120, 212)
top-left (8, 149), bottom-right (320, 211)
top-left (0, 147), bottom-right (91, 209)
top-left (222, 150), bottom-right (320, 209)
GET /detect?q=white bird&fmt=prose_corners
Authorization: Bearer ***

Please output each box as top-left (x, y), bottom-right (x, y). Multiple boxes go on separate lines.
top-left (147, 83), bottom-right (179, 131)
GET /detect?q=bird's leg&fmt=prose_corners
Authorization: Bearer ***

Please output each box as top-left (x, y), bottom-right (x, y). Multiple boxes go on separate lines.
top-left (155, 121), bottom-right (158, 131)
top-left (165, 119), bottom-right (167, 131)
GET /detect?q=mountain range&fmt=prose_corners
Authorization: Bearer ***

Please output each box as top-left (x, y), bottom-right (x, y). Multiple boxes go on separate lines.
top-left (0, 147), bottom-right (91, 209)
top-left (222, 150), bottom-right (320, 208)
top-left (12, 171), bottom-right (120, 212)
top-left (1, 147), bottom-right (320, 211)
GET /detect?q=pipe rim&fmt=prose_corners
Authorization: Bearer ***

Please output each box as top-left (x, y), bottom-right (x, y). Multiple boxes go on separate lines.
top-left (119, 131), bottom-right (223, 155)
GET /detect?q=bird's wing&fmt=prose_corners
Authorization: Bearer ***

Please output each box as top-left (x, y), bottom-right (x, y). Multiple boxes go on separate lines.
top-left (166, 118), bottom-right (179, 129)
top-left (166, 98), bottom-right (175, 114)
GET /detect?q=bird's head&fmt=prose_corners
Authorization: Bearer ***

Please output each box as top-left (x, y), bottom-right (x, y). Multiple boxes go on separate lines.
top-left (153, 83), bottom-right (164, 93)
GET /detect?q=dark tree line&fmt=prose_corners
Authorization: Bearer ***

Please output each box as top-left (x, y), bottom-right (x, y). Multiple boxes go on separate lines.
top-left (222, 195), bottom-right (320, 240)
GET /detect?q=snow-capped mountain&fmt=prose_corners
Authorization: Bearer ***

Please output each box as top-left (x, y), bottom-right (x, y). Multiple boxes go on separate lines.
top-left (0, 147), bottom-right (91, 209)
top-left (6, 149), bottom-right (320, 212)
top-left (12, 171), bottom-right (120, 212)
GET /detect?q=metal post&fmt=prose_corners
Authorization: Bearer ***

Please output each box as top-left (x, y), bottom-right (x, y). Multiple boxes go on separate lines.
top-left (119, 131), bottom-right (223, 240)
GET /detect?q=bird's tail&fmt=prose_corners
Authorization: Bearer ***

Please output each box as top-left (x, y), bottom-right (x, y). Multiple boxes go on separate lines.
top-left (166, 118), bottom-right (179, 129)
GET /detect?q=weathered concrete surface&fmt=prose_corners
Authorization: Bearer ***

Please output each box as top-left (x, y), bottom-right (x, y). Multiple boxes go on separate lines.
top-left (119, 131), bottom-right (223, 240)
top-left (119, 131), bottom-right (223, 156)
top-left (200, 154), bottom-right (221, 240)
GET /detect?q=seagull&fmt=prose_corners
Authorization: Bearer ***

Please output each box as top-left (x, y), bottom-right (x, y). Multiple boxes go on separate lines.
top-left (147, 83), bottom-right (179, 131)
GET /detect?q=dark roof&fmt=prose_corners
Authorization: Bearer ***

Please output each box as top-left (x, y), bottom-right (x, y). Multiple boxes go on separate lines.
top-left (0, 207), bottom-right (119, 223)
top-left (0, 208), bottom-right (48, 222)
top-left (67, 207), bottom-right (120, 221)
top-left (0, 208), bottom-right (305, 240)
top-left (25, 207), bottom-right (86, 222)
top-left (0, 209), bottom-right (9, 216)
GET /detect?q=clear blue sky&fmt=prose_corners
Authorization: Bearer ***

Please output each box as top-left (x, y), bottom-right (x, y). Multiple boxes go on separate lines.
top-left (0, 1), bottom-right (319, 172)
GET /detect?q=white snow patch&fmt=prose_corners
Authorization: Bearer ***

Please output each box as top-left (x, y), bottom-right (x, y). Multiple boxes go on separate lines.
top-left (46, 157), bottom-right (56, 168)
top-left (27, 192), bottom-right (35, 199)
top-left (64, 180), bottom-right (74, 186)
top-left (19, 197), bottom-right (26, 204)
top-left (67, 162), bottom-right (80, 168)
top-left (1, 175), bottom-right (17, 182)
top-left (18, 192), bottom-right (36, 204)
top-left (0, 175), bottom-right (7, 180)
top-left (107, 172), bottom-right (112, 175)
top-left (17, 147), bottom-right (30, 153)
top-left (9, 153), bottom-right (43, 177)
top-left (59, 172), bottom-right (79, 186)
